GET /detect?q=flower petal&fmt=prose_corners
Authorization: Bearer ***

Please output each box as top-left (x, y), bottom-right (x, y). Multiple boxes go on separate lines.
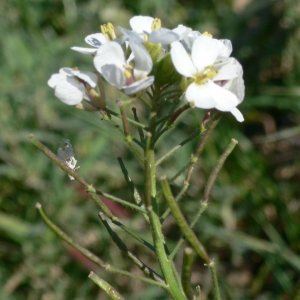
top-left (230, 108), bottom-right (244, 122)
top-left (191, 36), bottom-right (220, 71)
top-left (93, 42), bottom-right (125, 73)
top-left (214, 58), bottom-right (241, 81)
top-left (71, 47), bottom-right (98, 55)
top-left (182, 31), bottom-right (201, 51)
top-left (170, 41), bottom-right (197, 77)
top-left (207, 81), bottom-right (239, 111)
top-left (220, 59), bottom-right (245, 103)
top-left (118, 27), bottom-right (145, 43)
top-left (48, 74), bottom-right (66, 88)
top-left (85, 33), bottom-right (107, 47)
top-left (124, 76), bottom-right (154, 95)
top-left (129, 40), bottom-right (153, 79)
top-left (101, 64), bottom-right (126, 89)
top-left (217, 39), bottom-right (232, 59)
top-left (149, 28), bottom-right (179, 44)
top-left (130, 16), bottom-right (154, 33)
top-left (54, 77), bottom-right (85, 105)
top-left (172, 25), bottom-right (192, 40)
top-left (72, 70), bottom-right (98, 88)
top-left (186, 82), bottom-right (216, 109)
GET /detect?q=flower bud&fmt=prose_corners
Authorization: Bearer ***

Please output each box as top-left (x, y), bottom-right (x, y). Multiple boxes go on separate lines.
top-left (143, 41), bottom-right (162, 63)
top-left (152, 53), bottom-right (181, 87)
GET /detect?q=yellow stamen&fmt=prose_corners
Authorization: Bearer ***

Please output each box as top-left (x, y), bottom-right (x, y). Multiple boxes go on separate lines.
top-left (124, 69), bottom-right (132, 79)
top-left (100, 22), bottom-right (116, 40)
top-left (202, 31), bottom-right (213, 38)
top-left (124, 64), bottom-right (133, 70)
top-left (194, 66), bottom-right (217, 85)
top-left (151, 18), bottom-right (161, 30)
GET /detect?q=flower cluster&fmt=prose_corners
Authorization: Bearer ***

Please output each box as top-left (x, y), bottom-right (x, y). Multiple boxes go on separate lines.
top-left (48, 16), bottom-right (245, 121)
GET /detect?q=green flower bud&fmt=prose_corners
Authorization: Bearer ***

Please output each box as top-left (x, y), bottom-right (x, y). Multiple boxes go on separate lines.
top-left (152, 53), bottom-right (182, 88)
top-left (143, 41), bottom-right (162, 63)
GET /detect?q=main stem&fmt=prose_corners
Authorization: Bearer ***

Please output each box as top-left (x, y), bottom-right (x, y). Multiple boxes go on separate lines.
top-left (144, 108), bottom-right (185, 300)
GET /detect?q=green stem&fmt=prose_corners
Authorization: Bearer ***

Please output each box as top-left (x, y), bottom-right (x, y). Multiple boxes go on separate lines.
top-left (95, 190), bottom-right (146, 214)
top-left (160, 179), bottom-right (222, 299)
top-left (208, 260), bottom-right (221, 300)
top-left (101, 113), bottom-right (144, 164)
top-left (88, 272), bottom-right (125, 300)
top-left (105, 108), bottom-right (147, 130)
top-left (132, 107), bottom-right (145, 141)
top-left (181, 248), bottom-right (195, 300)
top-left (170, 202), bottom-right (208, 260)
top-left (144, 131), bottom-right (185, 299)
top-left (156, 129), bottom-right (201, 166)
top-left (185, 114), bottom-right (220, 183)
top-left (117, 158), bottom-right (149, 223)
top-left (99, 213), bottom-right (165, 283)
top-left (112, 219), bottom-right (156, 253)
top-left (28, 134), bottom-right (115, 219)
top-left (36, 203), bottom-right (166, 288)
top-left (118, 103), bottom-right (130, 137)
top-left (203, 139), bottom-right (238, 202)
top-left (160, 177), bottom-right (210, 263)
top-left (170, 138), bottom-right (238, 258)
top-left (160, 182), bottom-right (189, 224)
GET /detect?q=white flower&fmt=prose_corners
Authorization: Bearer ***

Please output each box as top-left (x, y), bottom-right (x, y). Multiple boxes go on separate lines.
top-left (171, 25), bottom-right (192, 41)
top-left (48, 68), bottom-right (97, 105)
top-left (170, 36), bottom-right (245, 122)
top-left (57, 139), bottom-right (80, 180)
top-left (93, 41), bottom-right (154, 95)
top-left (128, 16), bottom-right (180, 44)
top-left (71, 33), bottom-right (109, 54)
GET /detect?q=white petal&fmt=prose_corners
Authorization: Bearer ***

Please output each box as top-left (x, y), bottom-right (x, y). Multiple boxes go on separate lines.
top-left (72, 70), bottom-right (98, 88)
top-left (214, 63), bottom-right (240, 81)
top-left (54, 77), bottom-right (85, 105)
top-left (71, 47), bottom-right (98, 55)
top-left (230, 108), bottom-right (244, 122)
top-left (101, 64), bottom-right (126, 89)
top-left (217, 39), bottom-right (232, 59)
top-left (48, 73), bottom-right (66, 88)
top-left (207, 81), bottom-right (239, 111)
top-left (129, 40), bottom-right (152, 79)
top-left (124, 76), bottom-right (154, 95)
top-left (181, 31), bottom-right (201, 51)
top-left (186, 82), bottom-right (216, 109)
top-left (170, 41), bottom-right (197, 77)
top-left (227, 75), bottom-right (245, 103)
top-left (93, 42), bottom-right (125, 73)
top-left (118, 27), bottom-right (145, 43)
top-left (149, 28), bottom-right (179, 44)
top-left (130, 16), bottom-right (154, 33)
top-left (221, 59), bottom-right (245, 103)
top-left (172, 25), bottom-right (192, 40)
top-left (59, 67), bottom-right (74, 76)
top-left (85, 33), bottom-right (107, 47)
top-left (191, 36), bottom-right (220, 71)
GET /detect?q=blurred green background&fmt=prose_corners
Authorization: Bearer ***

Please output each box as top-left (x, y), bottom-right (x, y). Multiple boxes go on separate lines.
top-left (1, 0), bottom-right (300, 299)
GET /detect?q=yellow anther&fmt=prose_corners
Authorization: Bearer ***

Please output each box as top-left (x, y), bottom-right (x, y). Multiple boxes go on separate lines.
top-left (194, 66), bottom-right (217, 85)
top-left (124, 64), bottom-right (133, 70)
top-left (151, 18), bottom-right (161, 30)
top-left (124, 69), bottom-right (132, 79)
top-left (202, 31), bottom-right (213, 38)
top-left (100, 22), bottom-right (116, 40)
